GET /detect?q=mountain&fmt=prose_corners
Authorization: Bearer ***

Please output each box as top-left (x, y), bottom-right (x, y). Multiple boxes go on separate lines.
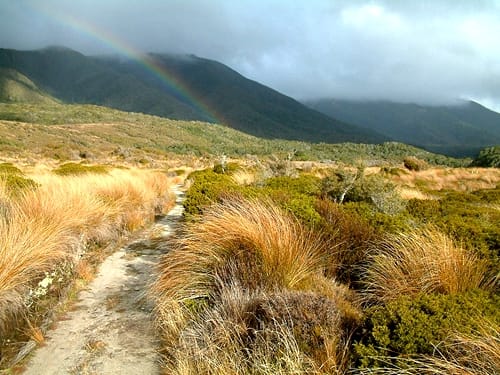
top-left (0, 47), bottom-right (385, 144)
top-left (305, 99), bottom-right (500, 157)
top-left (0, 67), bottom-right (57, 104)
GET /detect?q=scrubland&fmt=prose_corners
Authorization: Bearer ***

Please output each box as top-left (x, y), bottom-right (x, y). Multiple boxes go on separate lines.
top-left (0, 102), bottom-right (498, 373)
top-left (152, 161), bottom-right (500, 374)
top-left (0, 162), bottom-right (175, 365)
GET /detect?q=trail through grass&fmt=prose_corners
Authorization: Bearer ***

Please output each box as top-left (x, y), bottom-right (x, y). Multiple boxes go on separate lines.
top-left (22, 186), bottom-right (184, 375)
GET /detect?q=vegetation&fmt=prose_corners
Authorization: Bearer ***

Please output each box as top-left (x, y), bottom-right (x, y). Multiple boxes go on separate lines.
top-left (472, 146), bottom-right (500, 167)
top-left (353, 290), bottom-right (500, 368)
top-left (153, 197), bottom-right (361, 374)
top-left (363, 227), bottom-right (489, 303)
top-left (0, 166), bottom-right (175, 366)
top-left (0, 99), bottom-right (497, 373)
top-left (53, 162), bottom-right (109, 176)
top-left (0, 102), bottom-right (467, 166)
top-left (161, 162), bottom-right (499, 373)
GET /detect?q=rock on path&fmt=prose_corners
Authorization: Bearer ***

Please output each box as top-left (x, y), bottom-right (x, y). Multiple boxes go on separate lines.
top-left (23, 186), bottom-right (184, 375)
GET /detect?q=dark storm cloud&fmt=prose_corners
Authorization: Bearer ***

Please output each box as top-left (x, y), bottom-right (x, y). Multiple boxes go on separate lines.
top-left (1, 0), bottom-right (500, 110)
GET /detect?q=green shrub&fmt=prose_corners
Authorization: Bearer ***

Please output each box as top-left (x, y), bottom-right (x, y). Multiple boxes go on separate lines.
top-left (263, 175), bottom-right (322, 226)
top-left (353, 290), bottom-right (500, 368)
top-left (0, 162), bottom-right (23, 175)
top-left (183, 169), bottom-right (238, 218)
top-left (471, 146), bottom-right (500, 167)
top-left (323, 170), bottom-right (406, 215)
top-left (265, 175), bottom-right (322, 196)
top-left (53, 162), bottom-right (108, 176)
top-left (1, 174), bottom-right (39, 195)
top-left (213, 162), bottom-right (240, 174)
top-left (343, 202), bottom-right (412, 234)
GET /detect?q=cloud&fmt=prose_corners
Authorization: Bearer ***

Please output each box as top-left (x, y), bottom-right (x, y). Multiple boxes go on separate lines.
top-left (1, 0), bottom-right (500, 110)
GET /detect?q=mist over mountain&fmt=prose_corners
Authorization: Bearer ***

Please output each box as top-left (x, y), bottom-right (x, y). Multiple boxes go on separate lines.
top-left (306, 99), bottom-right (500, 157)
top-left (0, 46), bottom-right (385, 144)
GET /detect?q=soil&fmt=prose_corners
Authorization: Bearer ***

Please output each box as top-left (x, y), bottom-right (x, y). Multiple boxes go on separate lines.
top-left (22, 186), bottom-right (184, 375)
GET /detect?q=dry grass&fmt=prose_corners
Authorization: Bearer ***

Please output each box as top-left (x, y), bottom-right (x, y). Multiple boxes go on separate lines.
top-left (0, 166), bottom-right (174, 339)
top-left (397, 187), bottom-right (432, 200)
top-left (153, 197), bottom-right (326, 304)
top-left (231, 168), bottom-right (256, 186)
top-left (153, 197), bottom-right (362, 374)
top-left (391, 167), bottom-right (500, 192)
top-left (364, 227), bottom-right (489, 303)
top-left (156, 281), bottom-right (346, 375)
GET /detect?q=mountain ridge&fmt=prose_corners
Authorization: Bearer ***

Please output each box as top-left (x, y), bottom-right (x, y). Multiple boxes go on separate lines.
top-left (306, 98), bottom-right (500, 157)
top-left (0, 46), bottom-right (385, 144)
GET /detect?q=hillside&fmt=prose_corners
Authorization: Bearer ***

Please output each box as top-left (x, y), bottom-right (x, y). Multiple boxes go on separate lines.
top-left (306, 99), bottom-right (500, 157)
top-left (0, 102), bottom-right (462, 166)
top-left (0, 68), bottom-right (57, 104)
top-left (0, 47), bottom-right (385, 144)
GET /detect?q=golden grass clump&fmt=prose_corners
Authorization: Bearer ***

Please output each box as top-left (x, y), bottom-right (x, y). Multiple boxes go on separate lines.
top-left (153, 197), bottom-right (362, 373)
top-left (364, 226), bottom-right (489, 303)
top-left (231, 168), bottom-right (256, 186)
top-left (0, 167), bottom-right (174, 338)
top-left (153, 197), bottom-right (326, 303)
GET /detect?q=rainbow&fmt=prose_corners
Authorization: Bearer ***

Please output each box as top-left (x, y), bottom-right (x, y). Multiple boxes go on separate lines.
top-left (30, 3), bottom-right (222, 124)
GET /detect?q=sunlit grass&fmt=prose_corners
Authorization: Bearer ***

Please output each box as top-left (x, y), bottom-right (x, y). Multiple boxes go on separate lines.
top-left (0, 166), bottom-right (174, 338)
top-left (364, 226), bottom-right (490, 303)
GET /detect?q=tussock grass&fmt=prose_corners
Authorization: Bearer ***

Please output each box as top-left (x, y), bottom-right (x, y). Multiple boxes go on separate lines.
top-left (364, 227), bottom-right (489, 303)
top-left (392, 167), bottom-right (500, 192)
top-left (153, 197), bottom-right (326, 303)
top-left (156, 280), bottom-right (351, 375)
top-left (231, 168), bottom-right (256, 186)
top-left (153, 197), bottom-right (362, 373)
top-left (0, 167), bottom-right (174, 340)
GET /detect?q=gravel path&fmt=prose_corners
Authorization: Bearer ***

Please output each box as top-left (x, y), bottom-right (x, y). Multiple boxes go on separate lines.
top-left (23, 186), bottom-right (184, 375)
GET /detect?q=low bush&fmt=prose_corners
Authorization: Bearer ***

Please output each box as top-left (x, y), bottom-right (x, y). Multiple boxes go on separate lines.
top-left (182, 169), bottom-right (239, 217)
top-left (353, 290), bottom-right (500, 368)
top-left (0, 174), bottom-right (39, 196)
top-left (53, 162), bottom-right (109, 176)
top-left (213, 161), bottom-right (240, 174)
top-left (471, 146), bottom-right (500, 168)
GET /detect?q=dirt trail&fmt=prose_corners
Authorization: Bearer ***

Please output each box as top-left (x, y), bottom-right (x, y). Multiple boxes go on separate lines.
top-left (23, 186), bottom-right (184, 375)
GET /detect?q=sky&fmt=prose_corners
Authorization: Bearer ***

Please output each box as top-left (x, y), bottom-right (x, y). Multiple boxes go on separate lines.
top-left (1, 0), bottom-right (500, 111)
